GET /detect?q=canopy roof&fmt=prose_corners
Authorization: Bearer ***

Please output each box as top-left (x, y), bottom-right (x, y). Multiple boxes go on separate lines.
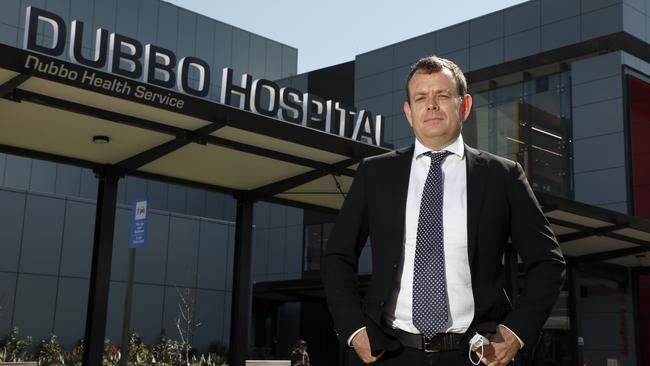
top-left (539, 192), bottom-right (650, 268)
top-left (0, 44), bottom-right (389, 211)
top-left (2, 44), bottom-right (649, 267)
top-left (256, 194), bottom-right (650, 303)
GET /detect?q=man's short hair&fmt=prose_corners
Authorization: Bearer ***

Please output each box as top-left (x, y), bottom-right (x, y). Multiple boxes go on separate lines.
top-left (405, 55), bottom-right (468, 102)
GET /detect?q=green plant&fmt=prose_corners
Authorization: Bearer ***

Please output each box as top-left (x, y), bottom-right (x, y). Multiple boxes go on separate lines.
top-left (0, 327), bottom-right (33, 362)
top-left (63, 339), bottom-right (84, 365)
top-left (38, 334), bottom-right (64, 366)
top-left (126, 332), bottom-right (151, 365)
top-left (151, 331), bottom-right (183, 365)
top-left (0, 329), bottom-right (229, 366)
top-left (201, 352), bottom-right (228, 366)
top-left (102, 338), bottom-right (120, 366)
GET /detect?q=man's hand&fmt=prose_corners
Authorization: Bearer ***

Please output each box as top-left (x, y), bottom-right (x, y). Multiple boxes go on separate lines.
top-left (478, 325), bottom-right (521, 366)
top-left (351, 328), bottom-right (383, 364)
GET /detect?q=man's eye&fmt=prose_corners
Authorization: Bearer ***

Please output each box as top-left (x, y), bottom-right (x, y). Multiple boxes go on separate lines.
top-left (439, 94), bottom-right (450, 99)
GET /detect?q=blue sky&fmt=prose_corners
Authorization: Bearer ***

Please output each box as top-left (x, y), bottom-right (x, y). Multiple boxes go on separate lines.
top-left (165, 0), bottom-right (528, 73)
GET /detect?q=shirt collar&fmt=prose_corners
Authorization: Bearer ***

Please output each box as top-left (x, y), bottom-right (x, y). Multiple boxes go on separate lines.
top-left (414, 134), bottom-right (465, 160)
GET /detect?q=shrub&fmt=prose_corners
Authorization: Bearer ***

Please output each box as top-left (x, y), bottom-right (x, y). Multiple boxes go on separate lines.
top-left (0, 327), bottom-right (33, 362)
top-left (38, 334), bottom-right (65, 366)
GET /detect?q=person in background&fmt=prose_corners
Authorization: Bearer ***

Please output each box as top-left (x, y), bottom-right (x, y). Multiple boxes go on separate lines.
top-left (290, 339), bottom-right (310, 366)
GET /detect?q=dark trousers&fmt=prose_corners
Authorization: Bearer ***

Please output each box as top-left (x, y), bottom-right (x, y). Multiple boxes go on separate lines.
top-left (346, 346), bottom-right (481, 366)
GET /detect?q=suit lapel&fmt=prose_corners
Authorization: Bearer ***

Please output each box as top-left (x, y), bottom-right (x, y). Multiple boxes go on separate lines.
top-left (390, 145), bottom-right (414, 249)
top-left (465, 144), bottom-right (488, 269)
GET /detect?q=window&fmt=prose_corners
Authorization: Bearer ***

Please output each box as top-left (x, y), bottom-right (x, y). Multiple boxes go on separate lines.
top-left (464, 71), bottom-right (573, 197)
top-left (303, 222), bottom-right (334, 272)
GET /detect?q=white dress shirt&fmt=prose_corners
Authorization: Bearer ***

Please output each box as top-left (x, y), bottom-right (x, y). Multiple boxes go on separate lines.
top-left (384, 135), bottom-right (474, 333)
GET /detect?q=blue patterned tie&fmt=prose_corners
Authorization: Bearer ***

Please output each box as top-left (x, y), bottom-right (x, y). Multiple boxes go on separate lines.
top-left (413, 150), bottom-right (451, 339)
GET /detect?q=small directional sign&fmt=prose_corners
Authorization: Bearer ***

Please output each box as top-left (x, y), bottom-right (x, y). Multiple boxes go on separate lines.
top-left (129, 198), bottom-right (148, 248)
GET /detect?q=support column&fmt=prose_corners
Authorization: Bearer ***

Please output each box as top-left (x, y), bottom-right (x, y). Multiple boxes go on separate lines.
top-left (229, 196), bottom-right (255, 366)
top-left (82, 166), bottom-right (120, 366)
top-left (568, 260), bottom-right (583, 366)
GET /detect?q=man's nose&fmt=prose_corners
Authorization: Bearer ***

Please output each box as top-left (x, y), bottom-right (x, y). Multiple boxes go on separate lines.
top-left (426, 99), bottom-right (439, 111)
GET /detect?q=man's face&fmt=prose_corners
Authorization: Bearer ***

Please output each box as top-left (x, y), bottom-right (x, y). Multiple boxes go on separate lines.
top-left (403, 68), bottom-right (472, 150)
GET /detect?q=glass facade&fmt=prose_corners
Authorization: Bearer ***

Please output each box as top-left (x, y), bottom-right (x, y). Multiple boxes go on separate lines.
top-left (464, 70), bottom-right (573, 198)
top-left (303, 222), bottom-right (334, 272)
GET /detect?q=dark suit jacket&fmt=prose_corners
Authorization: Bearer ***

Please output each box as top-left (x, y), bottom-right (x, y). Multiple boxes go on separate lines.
top-left (321, 144), bottom-right (566, 354)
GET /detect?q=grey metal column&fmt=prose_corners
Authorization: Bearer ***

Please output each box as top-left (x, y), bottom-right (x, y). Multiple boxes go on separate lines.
top-left (82, 166), bottom-right (120, 366)
top-left (229, 196), bottom-right (255, 366)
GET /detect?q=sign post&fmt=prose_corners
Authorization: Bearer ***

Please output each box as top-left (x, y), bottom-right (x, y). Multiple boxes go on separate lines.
top-left (119, 198), bottom-right (148, 366)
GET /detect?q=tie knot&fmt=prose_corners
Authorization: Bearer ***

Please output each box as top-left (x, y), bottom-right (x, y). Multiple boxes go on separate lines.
top-left (423, 150), bottom-right (452, 165)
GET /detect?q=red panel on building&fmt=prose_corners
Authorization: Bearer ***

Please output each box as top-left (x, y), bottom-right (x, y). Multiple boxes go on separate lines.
top-left (628, 76), bottom-right (650, 219)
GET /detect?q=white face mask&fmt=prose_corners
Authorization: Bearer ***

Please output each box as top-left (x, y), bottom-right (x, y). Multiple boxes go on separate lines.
top-left (468, 335), bottom-right (487, 365)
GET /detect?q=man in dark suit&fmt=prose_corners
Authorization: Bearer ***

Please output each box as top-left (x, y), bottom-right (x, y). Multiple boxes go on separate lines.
top-left (321, 56), bottom-right (566, 365)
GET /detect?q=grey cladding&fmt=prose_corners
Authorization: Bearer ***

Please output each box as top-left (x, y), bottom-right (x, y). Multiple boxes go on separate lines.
top-left (177, 8), bottom-right (198, 57)
top-left (0, 190), bottom-right (25, 272)
top-left (19, 195), bottom-right (65, 276)
top-left (356, 46), bottom-right (394, 79)
top-left (59, 200), bottom-right (95, 278)
top-left (470, 12), bottom-right (504, 46)
top-left (166, 216), bottom-right (200, 288)
top-left (581, 0), bottom-right (623, 13)
top-left (157, 3), bottom-right (178, 50)
top-left (504, 0), bottom-right (541, 35)
top-left (504, 28), bottom-right (541, 62)
top-left (53, 277), bottom-right (89, 348)
top-left (28, 160), bottom-right (55, 194)
top-left (572, 99), bottom-right (625, 139)
top-left (541, 17), bottom-right (580, 51)
top-left (581, 4), bottom-right (623, 41)
top-left (622, 4), bottom-right (646, 40)
top-left (573, 132), bottom-right (626, 173)
top-left (13, 274), bottom-right (57, 347)
top-left (394, 33), bottom-right (435, 68)
top-left (571, 76), bottom-right (623, 106)
top-left (470, 39), bottom-right (504, 70)
top-left (4, 155), bottom-right (31, 190)
top-left (574, 167), bottom-right (627, 206)
top-left (436, 23), bottom-right (469, 54)
top-left (93, 0), bottom-right (117, 30)
top-left (55, 164), bottom-right (82, 197)
top-left (541, 0), bottom-right (580, 23)
top-left (186, 187), bottom-right (207, 217)
top-left (197, 222), bottom-right (230, 290)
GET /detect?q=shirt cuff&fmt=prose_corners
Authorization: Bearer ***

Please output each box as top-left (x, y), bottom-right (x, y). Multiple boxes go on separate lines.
top-left (498, 324), bottom-right (525, 349)
top-left (347, 326), bottom-right (366, 347)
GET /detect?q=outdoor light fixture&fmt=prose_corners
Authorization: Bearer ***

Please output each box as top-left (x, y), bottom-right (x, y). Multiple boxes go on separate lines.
top-left (92, 135), bottom-right (110, 144)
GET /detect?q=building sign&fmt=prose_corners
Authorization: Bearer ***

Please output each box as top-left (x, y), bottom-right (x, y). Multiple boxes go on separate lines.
top-left (21, 6), bottom-right (385, 147)
top-left (129, 198), bottom-right (148, 249)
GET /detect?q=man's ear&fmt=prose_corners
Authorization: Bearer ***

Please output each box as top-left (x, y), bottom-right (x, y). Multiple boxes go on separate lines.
top-left (403, 101), bottom-right (414, 128)
top-left (460, 94), bottom-right (473, 121)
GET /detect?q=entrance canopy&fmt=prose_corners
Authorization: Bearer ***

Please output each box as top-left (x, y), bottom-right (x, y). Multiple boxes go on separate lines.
top-left (0, 44), bottom-right (390, 366)
top-left (539, 192), bottom-right (650, 267)
top-left (0, 44), bottom-right (389, 210)
top-left (254, 193), bottom-right (650, 304)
